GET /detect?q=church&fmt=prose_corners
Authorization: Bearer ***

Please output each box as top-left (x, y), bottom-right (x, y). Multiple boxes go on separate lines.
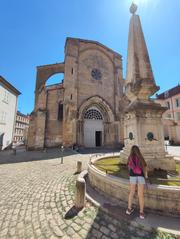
top-left (27, 38), bottom-right (127, 149)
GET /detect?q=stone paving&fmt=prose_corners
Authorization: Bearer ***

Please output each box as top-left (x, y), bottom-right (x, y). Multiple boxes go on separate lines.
top-left (0, 149), bottom-right (179, 239)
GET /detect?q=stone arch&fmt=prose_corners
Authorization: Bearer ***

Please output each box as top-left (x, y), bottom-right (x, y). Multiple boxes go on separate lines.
top-left (78, 95), bottom-right (115, 123)
top-left (45, 73), bottom-right (64, 86)
top-left (77, 96), bottom-right (116, 147)
top-left (83, 106), bottom-right (104, 147)
top-left (35, 63), bottom-right (64, 92)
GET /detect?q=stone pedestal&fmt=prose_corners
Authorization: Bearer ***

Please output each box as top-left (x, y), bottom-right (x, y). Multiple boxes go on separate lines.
top-left (120, 100), bottom-right (176, 171)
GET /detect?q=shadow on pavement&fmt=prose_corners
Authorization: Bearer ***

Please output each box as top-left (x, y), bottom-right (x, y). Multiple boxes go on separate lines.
top-left (78, 146), bottom-right (122, 155)
top-left (0, 148), bottom-right (78, 165)
top-left (0, 146), bottom-right (122, 165)
top-left (64, 206), bottom-right (82, 219)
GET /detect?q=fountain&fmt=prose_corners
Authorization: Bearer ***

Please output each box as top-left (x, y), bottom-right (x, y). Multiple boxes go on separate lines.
top-left (88, 3), bottom-right (180, 215)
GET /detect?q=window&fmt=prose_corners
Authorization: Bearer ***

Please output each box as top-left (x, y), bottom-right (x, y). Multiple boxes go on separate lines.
top-left (177, 112), bottom-right (180, 121)
top-left (164, 91), bottom-right (169, 98)
top-left (0, 111), bottom-right (7, 124)
top-left (84, 109), bottom-right (103, 120)
top-left (3, 90), bottom-right (9, 103)
top-left (58, 103), bottom-right (63, 121)
top-left (175, 98), bottom-right (180, 107)
top-left (91, 68), bottom-right (102, 80)
top-left (166, 101), bottom-right (170, 109)
top-left (166, 113), bottom-right (171, 119)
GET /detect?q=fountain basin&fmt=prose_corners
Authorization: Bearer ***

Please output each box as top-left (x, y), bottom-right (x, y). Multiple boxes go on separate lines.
top-left (88, 154), bottom-right (180, 215)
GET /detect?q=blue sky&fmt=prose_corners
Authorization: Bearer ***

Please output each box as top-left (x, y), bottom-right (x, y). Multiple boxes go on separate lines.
top-left (0, 0), bottom-right (180, 114)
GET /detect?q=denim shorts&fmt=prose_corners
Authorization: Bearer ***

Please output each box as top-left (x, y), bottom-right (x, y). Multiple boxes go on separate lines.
top-left (129, 176), bottom-right (145, 185)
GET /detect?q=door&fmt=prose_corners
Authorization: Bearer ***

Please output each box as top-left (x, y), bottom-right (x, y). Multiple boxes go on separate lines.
top-left (96, 131), bottom-right (102, 147)
top-left (84, 120), bottom-right (103, 147)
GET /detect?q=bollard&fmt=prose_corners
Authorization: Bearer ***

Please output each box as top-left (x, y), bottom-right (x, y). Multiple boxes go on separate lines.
top-left (74, 177), bottom-right (86, 209)
top-left (60, 145), bottom-right (64, 164)
top-left (76, 161), bottom-right (82, 173)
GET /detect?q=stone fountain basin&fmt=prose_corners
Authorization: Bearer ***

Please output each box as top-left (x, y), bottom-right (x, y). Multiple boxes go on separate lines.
top-left (88, 154), bottom-right (180, 216)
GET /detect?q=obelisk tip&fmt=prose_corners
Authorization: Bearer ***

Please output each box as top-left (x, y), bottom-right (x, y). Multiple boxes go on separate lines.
top-left (130, 2), bottom-right (138, 14)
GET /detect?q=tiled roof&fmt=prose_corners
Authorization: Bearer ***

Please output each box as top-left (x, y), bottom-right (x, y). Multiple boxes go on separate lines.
top-left (17, 111), bottom-right (29, 117)
top-left (0, 76), bottom-right (21, 95)
top-left (156, 85), bottom-right (180, 99)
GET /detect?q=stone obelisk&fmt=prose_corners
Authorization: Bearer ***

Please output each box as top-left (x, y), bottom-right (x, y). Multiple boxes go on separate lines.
top-left (120, 3), bottom-right (175, 171)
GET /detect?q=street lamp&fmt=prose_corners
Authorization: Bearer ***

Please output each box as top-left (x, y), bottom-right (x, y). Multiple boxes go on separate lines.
top-left (61, 145), bottom-right (64, 164)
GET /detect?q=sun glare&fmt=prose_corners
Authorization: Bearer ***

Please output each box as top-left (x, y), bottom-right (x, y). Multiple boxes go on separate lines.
top-left (133, 0), bottom-right (148, 5)
top-left (131, 0), bottom-right (159, 10)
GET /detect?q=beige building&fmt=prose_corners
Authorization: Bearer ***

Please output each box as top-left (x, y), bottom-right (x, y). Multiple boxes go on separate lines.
top-left (13, 111), bottom-right (29, 144)
top-left (0, 76), bottom-right (21, 150)
top-left (28, 38), bottom-right (127, 150)
top-left (156, 85), bottom-right (180, 144)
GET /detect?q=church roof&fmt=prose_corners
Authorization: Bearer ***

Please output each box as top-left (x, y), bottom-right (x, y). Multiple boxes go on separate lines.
top-left (65, 37), bottom-right (122, 58)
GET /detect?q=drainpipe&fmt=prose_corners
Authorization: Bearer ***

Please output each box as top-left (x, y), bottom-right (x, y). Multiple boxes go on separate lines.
top-left (170, 97), bottom-right (175, 121)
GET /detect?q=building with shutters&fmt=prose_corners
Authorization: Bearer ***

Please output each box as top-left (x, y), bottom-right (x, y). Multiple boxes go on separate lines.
top-left (13, 111), bottom-right (29, 144)
top-left (156, 85), bottom-right (180, 144)
top-left (0, 76), bottom-right (21, 150)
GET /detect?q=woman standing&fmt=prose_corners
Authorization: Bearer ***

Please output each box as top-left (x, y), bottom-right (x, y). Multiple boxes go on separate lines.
top-left (126, 145), bottom-right (148, 219)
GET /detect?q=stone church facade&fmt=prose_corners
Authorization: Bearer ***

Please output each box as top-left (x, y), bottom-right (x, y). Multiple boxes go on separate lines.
top-left (27, 38), bottom-right (126, 149)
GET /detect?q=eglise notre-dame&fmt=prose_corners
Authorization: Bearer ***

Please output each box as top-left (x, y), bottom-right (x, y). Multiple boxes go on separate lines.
top-left (28, 38), bottom-right (128, 149)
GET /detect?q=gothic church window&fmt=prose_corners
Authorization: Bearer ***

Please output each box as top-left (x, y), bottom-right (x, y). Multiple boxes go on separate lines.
top-left (58, 103), bottom-right (63, 121)
top-left (91, 68), bottom-right (102, 80)
top-left (84, 109), bottom-right (103, 120)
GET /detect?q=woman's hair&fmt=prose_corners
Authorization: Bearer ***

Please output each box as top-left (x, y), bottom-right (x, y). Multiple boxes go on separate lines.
top-left (129, 145), bottom-right (147, 168)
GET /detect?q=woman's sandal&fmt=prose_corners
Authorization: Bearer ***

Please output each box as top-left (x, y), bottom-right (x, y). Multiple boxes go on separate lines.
top-left (139, 212), bottom-right (145, 219)
top-left (126, 208), bottom-right (134, 215)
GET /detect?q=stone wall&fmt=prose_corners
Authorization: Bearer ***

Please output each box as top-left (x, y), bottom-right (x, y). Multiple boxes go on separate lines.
top-left (63, 38), bottom-right (124, 147)
top-left (44, 86), bottom-right (64, 147)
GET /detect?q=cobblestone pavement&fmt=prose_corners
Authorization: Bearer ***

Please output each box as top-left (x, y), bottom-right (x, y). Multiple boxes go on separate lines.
top-left (0, 150), bottom-right (179, 239)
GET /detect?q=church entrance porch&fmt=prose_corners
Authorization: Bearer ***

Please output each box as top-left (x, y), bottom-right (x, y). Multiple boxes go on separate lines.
top-left (84, 120), bottom-right (103, 147)
top-left (77, 96), bottom-right (120, 148)
top-left (83, 108), bottom-right (104, 148)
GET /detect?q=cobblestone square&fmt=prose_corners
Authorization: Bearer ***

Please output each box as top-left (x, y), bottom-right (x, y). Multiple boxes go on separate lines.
top-left (0, 148), bottom-right (179, 239)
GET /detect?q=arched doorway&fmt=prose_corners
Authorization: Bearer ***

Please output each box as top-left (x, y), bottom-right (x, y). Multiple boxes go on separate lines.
top-left (83, 107), bottom-right (103, 147)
